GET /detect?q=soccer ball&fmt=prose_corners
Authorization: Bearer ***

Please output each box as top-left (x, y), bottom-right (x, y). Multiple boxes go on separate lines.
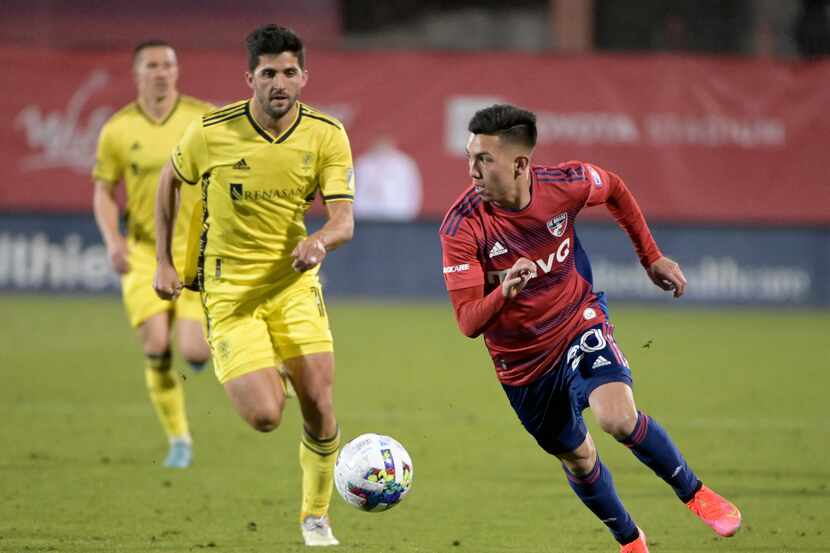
top-left (334, 433), bottom-right (413, 512)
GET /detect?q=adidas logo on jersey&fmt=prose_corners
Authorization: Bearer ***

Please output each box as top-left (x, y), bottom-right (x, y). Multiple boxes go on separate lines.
top-left (489, 241), bottom-right (508, 258)
top-left (592, 356), bottom-right (611, 369)
top-left (233, 158), bottom-right (250, 170)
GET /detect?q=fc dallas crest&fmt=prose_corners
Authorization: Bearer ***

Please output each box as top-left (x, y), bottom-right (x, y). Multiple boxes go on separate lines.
top-left (547, 212), bottom-right (568, 237)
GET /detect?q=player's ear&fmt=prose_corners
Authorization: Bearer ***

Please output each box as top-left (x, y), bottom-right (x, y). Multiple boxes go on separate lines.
top-left (245, 71), bottom-right (254, 90)
top-left (514, 155), bottom-right (530, 178)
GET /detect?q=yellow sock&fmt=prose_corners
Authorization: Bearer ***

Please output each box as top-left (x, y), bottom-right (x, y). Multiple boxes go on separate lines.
top-left (299, 426), bottom-right (341, 520)
top-left (145, 351), bottom-right (190, 441)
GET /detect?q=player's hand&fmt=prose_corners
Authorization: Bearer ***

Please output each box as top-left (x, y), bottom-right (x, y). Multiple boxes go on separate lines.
top-left (502, 257), bottom-right (537, 299)
top-left (647, 256), bottom-right (687, 298)
top-left (107, 236), bottom-right (130, 274)
top-left (291, 237), bottom-right (327, 272)
top-left (153, 260), bottom-right (182, 301)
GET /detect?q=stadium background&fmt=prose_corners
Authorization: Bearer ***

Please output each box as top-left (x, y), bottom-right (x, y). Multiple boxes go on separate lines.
top-left (2, 2), bottom-right (829, 553)
top-left (2, 0), bottom-right (829, 304)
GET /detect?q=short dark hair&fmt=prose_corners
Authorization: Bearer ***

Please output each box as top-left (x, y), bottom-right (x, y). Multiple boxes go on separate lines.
top-left (246, 25), bottom-right (305, 72)
top-left (468, 104), bottom-right (537, 150)
top-left (133, 39), bottom-right (173, 64)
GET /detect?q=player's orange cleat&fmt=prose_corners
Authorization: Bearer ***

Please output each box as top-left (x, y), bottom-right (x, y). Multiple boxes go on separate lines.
top-left (619, 528), bottom-right (648, 553)
top-left (686, 484), bottom-right (742, 537)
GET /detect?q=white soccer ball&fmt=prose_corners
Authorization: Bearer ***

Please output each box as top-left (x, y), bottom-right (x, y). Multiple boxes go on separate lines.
top-left (334, 433), bottom-right (414, 512)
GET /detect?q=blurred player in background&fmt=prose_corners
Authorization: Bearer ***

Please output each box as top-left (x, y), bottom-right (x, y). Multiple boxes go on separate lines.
top-left (92, 40), bottom-right (213, 469)
top-left (440, 104), bottom-right (741, 553)
top-left (154, 25), bottom-right (354, 546)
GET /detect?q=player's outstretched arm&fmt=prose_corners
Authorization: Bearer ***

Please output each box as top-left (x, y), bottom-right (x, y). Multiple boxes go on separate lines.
top-left (153, 160), bottom-right (183, 300)
top-left (292, 201), bottom-right (354, 272)
top-left (647, 256), bottom-right (687, 298)
top-left (92, 180), bottom-right (129, 275)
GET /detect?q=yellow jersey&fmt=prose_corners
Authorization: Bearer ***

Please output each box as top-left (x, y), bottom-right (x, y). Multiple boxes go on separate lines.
top-left (93, 95), bottom-right (214, 269)
top-left (172, 100), bottom-right (355, 290)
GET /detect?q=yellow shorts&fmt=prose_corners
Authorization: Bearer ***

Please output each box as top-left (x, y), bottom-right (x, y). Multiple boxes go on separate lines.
top-left (202, 262), bottom-right (333, 384)
top-left (121, 243), bottom-right (204, 328)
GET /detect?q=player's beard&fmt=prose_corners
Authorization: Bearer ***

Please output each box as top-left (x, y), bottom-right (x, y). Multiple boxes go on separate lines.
top-left (261, 93), bottom-right (296, 121)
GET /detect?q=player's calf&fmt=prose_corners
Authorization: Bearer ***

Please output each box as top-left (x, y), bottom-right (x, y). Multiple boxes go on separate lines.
top-left (617, 411), bottom-right (700, 502)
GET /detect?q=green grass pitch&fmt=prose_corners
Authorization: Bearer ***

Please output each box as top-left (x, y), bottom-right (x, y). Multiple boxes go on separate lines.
top-left (1, 296), bottom-right (827, 552)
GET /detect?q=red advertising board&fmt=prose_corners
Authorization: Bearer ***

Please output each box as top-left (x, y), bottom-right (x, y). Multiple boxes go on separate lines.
top-left (2, 47), bottom-right (828, 223)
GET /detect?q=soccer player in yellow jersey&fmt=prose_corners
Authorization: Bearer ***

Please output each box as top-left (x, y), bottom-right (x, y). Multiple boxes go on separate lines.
top-left (154, 25), bottom-right (354, 546)
top-left (92, 40), bottom-right (212, 469)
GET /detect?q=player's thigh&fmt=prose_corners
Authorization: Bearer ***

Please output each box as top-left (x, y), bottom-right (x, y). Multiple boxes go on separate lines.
top-left (137, 311), bottom-right (172, 355)
top-left (566, 323), bottom-right (637, 437)
top-left (588, 381), bottom-right (638, 436)
top-left (202, 287), bottom-right (279, 384)
top-left (223, 366), bottom-right (285, 431)
top-left (566, 323), bottom-right (634, 408)
top-left (265, 281), bottom-right (333, 367)
top-left (501, 367), bottom-right (587, 456)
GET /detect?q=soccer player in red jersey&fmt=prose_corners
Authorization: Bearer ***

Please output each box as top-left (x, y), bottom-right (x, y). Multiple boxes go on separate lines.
top-left (439, 105), bottom-right (741, 552)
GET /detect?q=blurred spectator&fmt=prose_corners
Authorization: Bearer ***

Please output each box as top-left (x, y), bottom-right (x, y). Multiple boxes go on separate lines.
top-left (795, 0), bottom-right (830, 58)
top-left (353, 137), bottom-right (422, 221)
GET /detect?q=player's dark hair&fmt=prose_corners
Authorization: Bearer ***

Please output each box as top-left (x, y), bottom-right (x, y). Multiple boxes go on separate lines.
top-left (246, 25), bottom-right (305, 71)
top-left (133, 39), bottom-right (173, 65)
top-left (468, 104), bottom-right (537, 150)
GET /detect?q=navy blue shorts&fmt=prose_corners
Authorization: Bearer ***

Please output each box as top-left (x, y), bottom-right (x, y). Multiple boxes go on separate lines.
top-left (502, 322), bottom-right (633, 456)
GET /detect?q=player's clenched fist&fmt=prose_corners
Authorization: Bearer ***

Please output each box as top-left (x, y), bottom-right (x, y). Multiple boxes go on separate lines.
top-left (291, 237), bottom-right (327, 272)
top-left (502, 257), bottom-right (537, 299)
top-left (154, 261), bottom-right (183, 300)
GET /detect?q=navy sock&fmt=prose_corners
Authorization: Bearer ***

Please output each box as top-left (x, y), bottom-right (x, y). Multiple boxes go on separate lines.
top-left (187, 360), bottom-right (207, 372)
top-left (620, 411), bottom-right (701, 502)
top-left (563, 458), bottom-right (638, 545)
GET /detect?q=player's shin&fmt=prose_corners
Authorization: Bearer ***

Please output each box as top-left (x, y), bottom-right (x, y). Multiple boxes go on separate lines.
top-left (563, 457), bottom-right (639, 545)
top-left (145, 351), bottom-right (191, 442)
top-left (618, 411), bottom-right (700, 502)
top-left (299, 426), bottom-right (341, 520)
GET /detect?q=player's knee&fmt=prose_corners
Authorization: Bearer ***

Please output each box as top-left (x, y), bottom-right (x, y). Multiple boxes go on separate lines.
top-left (182, 351), bottom-right (211, 370)
top-left (179, 341), bottom-right (211, 366)
top-left (560, 450), bottom-right (595, 476)
top-left (597, 411), bottom-right (638, 440)
top-left (248, 403), bottom-right (284, 433)
top-left (250, 412), bottom-right (281, 433)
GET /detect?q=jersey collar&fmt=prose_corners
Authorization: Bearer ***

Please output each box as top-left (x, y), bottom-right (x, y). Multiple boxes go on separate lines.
top-left (135, 94), bottom-right (181, 126)
top-left (244, 100), bottom-right (303, 144)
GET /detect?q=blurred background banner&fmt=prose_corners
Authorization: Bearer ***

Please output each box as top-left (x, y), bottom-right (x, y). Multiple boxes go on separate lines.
top-left (2, 215), bottom-right (828, 306)
top-left (3, 46), bottom-right (830, 223)
top-left (1, 0), bottom-right (829, 304)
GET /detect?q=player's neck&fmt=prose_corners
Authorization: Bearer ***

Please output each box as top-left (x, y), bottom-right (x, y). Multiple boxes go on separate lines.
top-left (251, 99), bottom-right (300, 137)
top-left (137, 91), bottom-right (179, 123)
top-left (494, 174), bottom-right (532, 211)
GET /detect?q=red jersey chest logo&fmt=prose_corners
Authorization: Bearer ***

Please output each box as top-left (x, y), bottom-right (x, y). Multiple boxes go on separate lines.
top-left (547, 212), bottom-right (568, 237)
top-left (485, 238), bottom-right (571, 284)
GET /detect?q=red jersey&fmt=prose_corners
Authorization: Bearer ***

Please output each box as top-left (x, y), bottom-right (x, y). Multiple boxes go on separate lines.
top-left (439, 161), bottom-right (662, 386)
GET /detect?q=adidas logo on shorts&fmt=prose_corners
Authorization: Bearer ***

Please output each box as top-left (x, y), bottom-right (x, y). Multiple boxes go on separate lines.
top-left (592, 356), bottom-right (611, 369)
